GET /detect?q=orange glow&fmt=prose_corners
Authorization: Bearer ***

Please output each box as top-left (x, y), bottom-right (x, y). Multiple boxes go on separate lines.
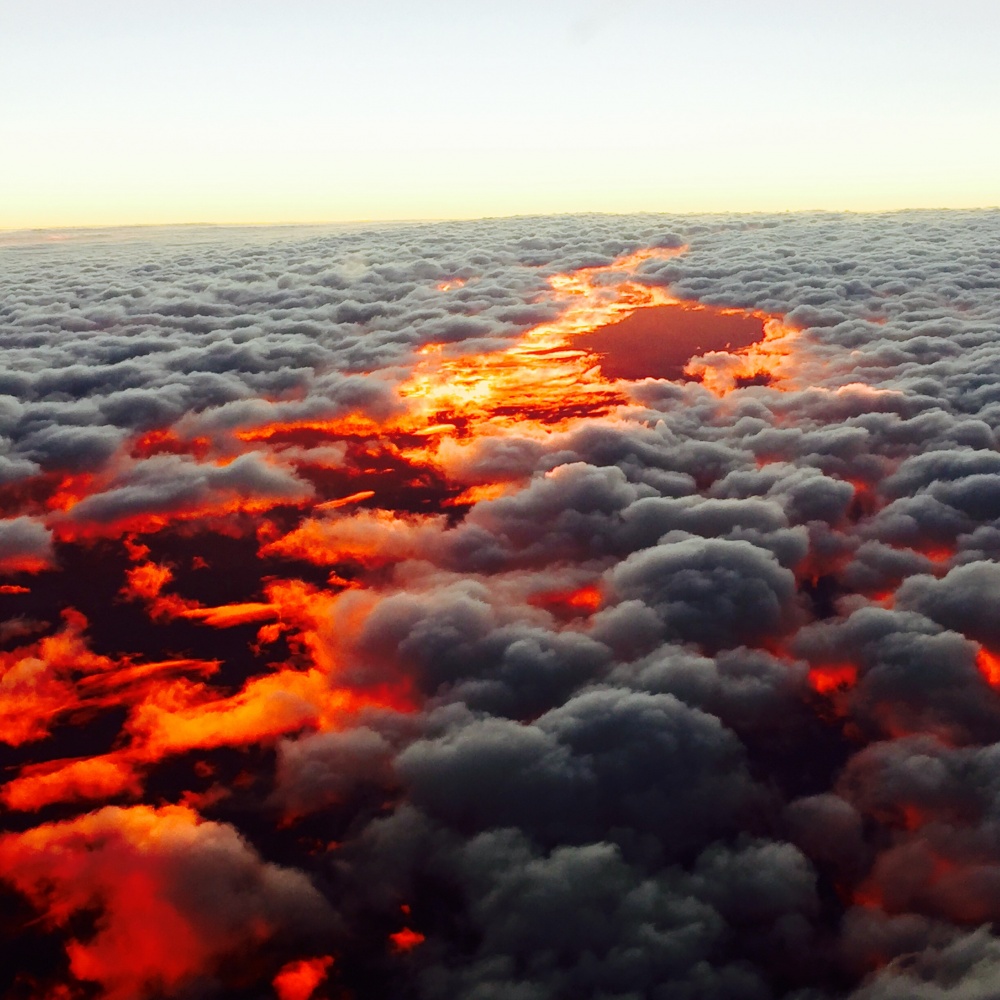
top-left (75, 656), bottom-right (220, 699)
top-left (916, 544), bottom-right (956, 565)
top-left (273, 956), bottom-right (335, 1000)
top-left (807, 663), bottom-right (858, 695)
top-left (234, 246), bottom-right (774, 497)
top-left (123, 559), bottom-right (174, 600)
top-left (0, 246), bottom-right (803, 803)
top-left (130, 428), bottom-right (211, 460)
top-left (261, 509), bottom-right (439, 569)
top-left (442, 482), bottom-right (511, 506)
top-left (0, 583), bottom-right (30, 594)
top-left (0, 610), bottom-right (115, 746)
top-left (235, 413), bottom-right (387, 444)
top-left (51, 486), bottom-right (313, 543)
top-left (232, 248), bottom-right (797, 613)
top-left (122, 557), bottom-right (281, 629)
top-left (0, 245), bottom-right (820, 995)
top-left (528, 583), bottom-right (603, 617)
top-left (315, 489), bottom-right (377, 510)
top-left (45, 472), bottom-right (97, 513)
top-left (179, 602), bottom-right (279, 628)
top-left (123, 534), bottom-right (151, 561)
top-left (389, 927), bottom-right (426, 952)
top-left (977, 647), bottom-right (1000, 687)
top-left (121, 559), bottom-right (194, 619)
top-left (0, 805), bottom-right (280, 999)
top-left (0, 552), bottom-right (52, 574)
top-left (0, 602), bottom-right (309, 808)
top-left (683, 317), bottom-right (799, 395)
top-left (1, 753), bottom-right (141, 811)
top-left (879, 539), bottom-right (957, 571)
top-left (869, 589), bottom-right (896, 605)
top-left (125, 669), bottom-right (352, 755)
top-left (117, 580), bottom-right (414, 758)
top-left (2, 244), bottom-right (801, 559)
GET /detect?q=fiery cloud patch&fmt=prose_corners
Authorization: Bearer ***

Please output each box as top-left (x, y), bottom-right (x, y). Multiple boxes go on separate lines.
top-left (273, 956), bottom-right (335, 1000)
top-left (0, 805), bottom-right (334, 999)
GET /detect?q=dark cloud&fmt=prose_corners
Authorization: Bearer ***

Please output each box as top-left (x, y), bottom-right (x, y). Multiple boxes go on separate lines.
top-left (897, 562), bottom-right (1000, 649)
top-left (611, 537), bottom-right (801, 650)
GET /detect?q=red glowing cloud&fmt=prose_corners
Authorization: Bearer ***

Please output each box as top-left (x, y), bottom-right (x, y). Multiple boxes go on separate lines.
top-left (273, 956), bottom-right (335, 1000)
top-left (389, 927), bottom-right (426, 953)
top-left (0, 805), bottom-right (333, 999)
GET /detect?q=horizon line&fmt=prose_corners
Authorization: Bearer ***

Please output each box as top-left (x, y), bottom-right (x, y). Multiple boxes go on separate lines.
top-left (3, 204), bottom-right (1000, 237)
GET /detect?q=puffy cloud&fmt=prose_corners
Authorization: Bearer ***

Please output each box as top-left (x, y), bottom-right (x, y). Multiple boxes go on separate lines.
top-left (424, 834), bottom-right (751, 1000)
top-left (6, 211), bottom-right (1000, 999)
top-left (0, 805), bottom-right (335, 1000)
top-left (64, 452), bottom-right (314, 530)
top-left (272, 725), bottom-right (398, 818)
top-left (852, 928), bottom-right (1000, 1000)
top-left (611, 536), bottom-right (801, 650)
top-left (396, 687), bottom-right (762, 858)
top-left (0, 515), bottom-right (53, 573)
top-left (897, 562), bottom-right (1000, 649)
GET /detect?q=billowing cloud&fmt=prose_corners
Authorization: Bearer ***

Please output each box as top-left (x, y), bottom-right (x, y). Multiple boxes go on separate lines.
top-left (4, 211), bottom-right (1000, 999)
top-left (0, 515), bottom-right (53, 573)
top-left (0, 805), bottom-right (335, 999)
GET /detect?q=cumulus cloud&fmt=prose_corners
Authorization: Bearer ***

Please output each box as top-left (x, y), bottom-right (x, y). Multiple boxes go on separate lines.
top-left (0, 515), bottom-right (53, 573)
top-left (65, 451), bottom-right (314, 527)
top-left (611, 536), bottom-right (801, 649)
top-left (896, 562), bottom-right (1000, 649)
top-left (0, 805), bottom-right (335, 999)
top-left (4, 211), bottom-right (1000, 1000)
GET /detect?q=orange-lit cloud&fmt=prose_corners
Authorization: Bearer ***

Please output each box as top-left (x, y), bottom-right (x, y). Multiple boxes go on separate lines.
top-left (1, 753), bottom-right (142, 812)
top-left (0, 610), bottom-right (115, 746)
top-left (388, 927), bottom-right (426, 953)
top-left (273, 956), bottom-right (335, 1000)
top-left (0, 805), bottom-right (333, 1000)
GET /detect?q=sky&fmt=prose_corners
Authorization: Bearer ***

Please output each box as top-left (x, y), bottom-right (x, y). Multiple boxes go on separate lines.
top-left (3, 0), bottom-right (999, 228)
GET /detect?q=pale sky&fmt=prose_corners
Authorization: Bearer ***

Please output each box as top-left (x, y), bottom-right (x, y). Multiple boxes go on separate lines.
top-left (3, 0), bottom-right (998, 228)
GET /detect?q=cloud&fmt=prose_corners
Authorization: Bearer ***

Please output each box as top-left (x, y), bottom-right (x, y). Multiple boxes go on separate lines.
top-left (0, 805), bottom-right (335, 999)
top-left (897, 562), bottom-right (1000, 648)
top-left (611, 536), bottom-right (801, 650)
top-left (5, 211), bottom-right (1000, 999)
top-left (63, 452), bottom-right (314, 531)
top-left (0, 515), bottom-right (53, 573)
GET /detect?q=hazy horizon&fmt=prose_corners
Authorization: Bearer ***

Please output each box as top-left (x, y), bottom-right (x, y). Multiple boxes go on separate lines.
top-left (3, 204), bottom-right (998, 241)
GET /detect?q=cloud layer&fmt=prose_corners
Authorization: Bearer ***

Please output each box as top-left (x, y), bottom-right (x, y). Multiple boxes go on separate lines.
top-left (3, 210), bottom-right (1000, 999)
